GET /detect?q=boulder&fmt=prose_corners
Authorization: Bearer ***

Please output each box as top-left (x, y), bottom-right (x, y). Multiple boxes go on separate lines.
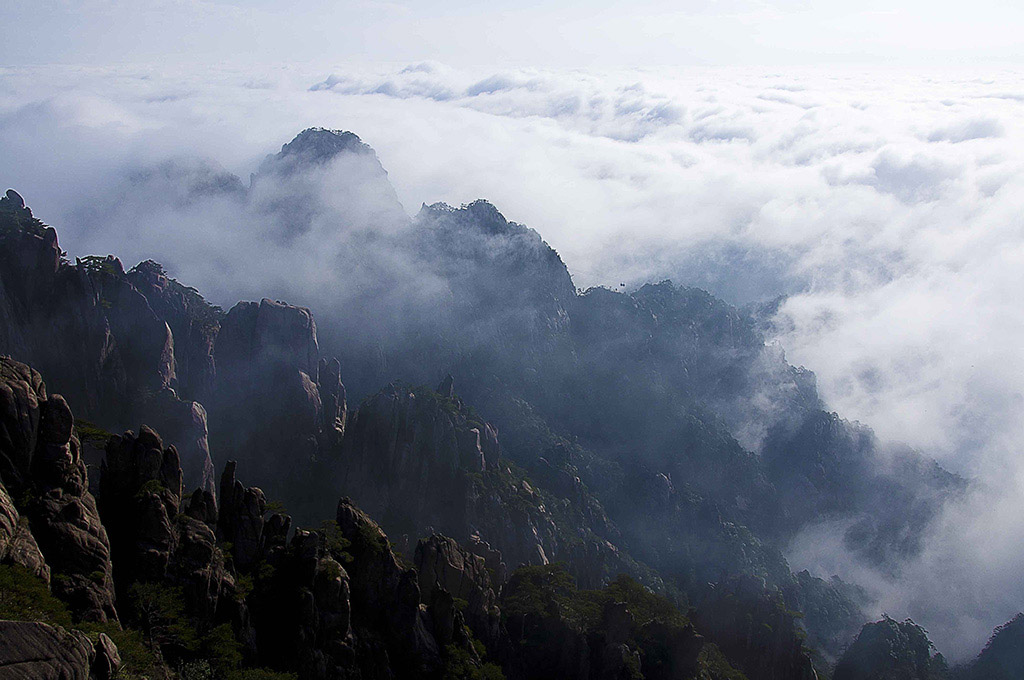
top-left (0, 620), bottom-right (120, 680)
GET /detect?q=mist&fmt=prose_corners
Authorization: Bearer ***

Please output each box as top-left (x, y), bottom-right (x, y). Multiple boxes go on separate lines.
top-left (2, 61), bottom-right (1024, 659)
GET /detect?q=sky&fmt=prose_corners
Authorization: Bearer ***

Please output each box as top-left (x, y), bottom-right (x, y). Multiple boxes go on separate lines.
top-left (2, 0), bottom-right (1024, 661)
top-left (4, 1), bottom-right (1024, 68)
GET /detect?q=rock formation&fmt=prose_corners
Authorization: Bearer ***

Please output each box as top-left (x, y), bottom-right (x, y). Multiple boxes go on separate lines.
top-left (0, 620), bottom-right (120, 680)
top-left (0, 196), bottom-right (216, 495)
top-left (833, 616), bottom-right (948, 680)
top-left (209, 298), bottom-right (346, 518)
top-left (0, 357), bottom-right (117, 623)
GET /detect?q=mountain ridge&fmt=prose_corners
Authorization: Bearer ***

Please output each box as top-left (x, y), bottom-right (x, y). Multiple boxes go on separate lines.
top-left (0, 126), bottom-right (1003, 679)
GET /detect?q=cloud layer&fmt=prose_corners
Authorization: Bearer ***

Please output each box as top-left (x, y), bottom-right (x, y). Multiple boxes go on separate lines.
top-left (2, 61), bottom-right (1023, 658)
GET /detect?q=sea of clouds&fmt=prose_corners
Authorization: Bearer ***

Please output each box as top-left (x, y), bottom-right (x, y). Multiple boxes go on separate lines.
top-left (2, 61), bottom-right (1023, 658)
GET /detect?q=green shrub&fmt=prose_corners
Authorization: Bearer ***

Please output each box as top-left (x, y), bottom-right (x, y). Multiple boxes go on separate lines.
top-left (442, 644), bottom-right (506, 680)
top-left (128, 582), bottom-right (199, 655)
top-left (75, 419), bottom-right (114, 446)
top-left (236, 574), bottom-right (254, 601)
top-left (200, 623), bottom-right (242, 675)
top-left (0, 565), bottom-right (73, 627)
top-left (135, 479), bottom-right (168, 499)
top-left (698, 643), bottom-right (749, 680)
top-left (319, 520), bottom-right (353, 563)
top-left (602, 574), bottom-right (686, 628)
top-left (502, 564), bottom-right (599, 627)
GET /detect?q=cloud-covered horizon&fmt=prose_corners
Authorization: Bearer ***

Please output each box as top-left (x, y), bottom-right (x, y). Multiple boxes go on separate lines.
top-left (2, 61), bottom-right (1023, 659)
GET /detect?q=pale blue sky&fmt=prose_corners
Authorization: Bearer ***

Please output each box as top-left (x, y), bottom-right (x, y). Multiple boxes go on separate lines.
top-left (4, 0), bottom-right (1023, 67)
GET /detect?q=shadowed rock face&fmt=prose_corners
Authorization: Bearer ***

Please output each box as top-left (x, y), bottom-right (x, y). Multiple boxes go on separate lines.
top-left (0, 357), bottom-right (117, 623)
top-left (340, 380), bottom-right (534, 558)
top-left (694, 574), bottom-right (819, 680)
top-left (0, 199), bottom-right (217, 495)
top-left (335, 497), bottom-right (444, 677)
top-left (0, 352), bottom-right (797, 680)
top-left (97, 426), bottom-right (254, 630)
top-left (209, 298), bottom-right (346, 517)
top-left (126, 259), bottom-right (220, 403)
top-left (415, 533), bottom-right (503, 649)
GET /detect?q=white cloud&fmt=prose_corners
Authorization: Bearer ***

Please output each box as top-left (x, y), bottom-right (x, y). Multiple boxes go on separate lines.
top-left (2, 61), bottom-right (1024, 658)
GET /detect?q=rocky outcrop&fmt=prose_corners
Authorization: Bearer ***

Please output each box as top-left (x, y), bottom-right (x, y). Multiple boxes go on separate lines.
top-left (0, 621), bottom-right (120, 680)
top-left (210, 298), bottom-right (346, 516)
top-left (415, 534), bottom-right (502, 648)
top-left (335, 497), bottom-right (442, 676)
top-left (694, 575), bottom-right (819, 680)
top-left (126, 260), bottom-right (220, 402)
top-left (833, 616), bottom-right (947, 680)
top-left (0, 357), bottom-right (117, 623)
top-left (98, 426), bottom-right (242, 627)
top-left (0, 481), bottom-right (49, 582)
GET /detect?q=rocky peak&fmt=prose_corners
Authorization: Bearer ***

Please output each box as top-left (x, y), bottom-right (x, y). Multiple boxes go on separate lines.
top-left (3, 188), bottom-right (25, 209)
top-left (960, 613), bottom-right (1024, 680)
top-left (418, 199), bottom-right (514, 236)
top-left (259, 127), bottom-right (378, 177)
top-left (413, 199), bottom-right (577, 340)
top-left (834, 616), bottom-right (947, 680)
top-left (248, 128), bottom-right (408, 242)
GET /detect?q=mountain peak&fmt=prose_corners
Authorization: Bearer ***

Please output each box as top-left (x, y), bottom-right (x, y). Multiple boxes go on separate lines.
top-left (281, 127), bottom-right (372, 162)
top-left (257, 127), bottom-right (379, 178)
top-left (417, 199), bottom-right (511, 234)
